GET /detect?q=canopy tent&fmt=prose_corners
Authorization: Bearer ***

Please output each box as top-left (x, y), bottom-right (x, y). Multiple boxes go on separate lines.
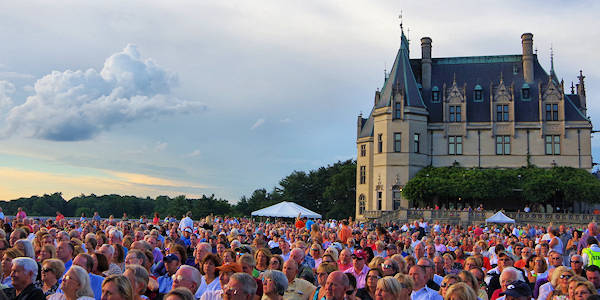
top-left (251, 201), bottom-right (322, 219)
top-left (485, 211), bottom-right (515, 224)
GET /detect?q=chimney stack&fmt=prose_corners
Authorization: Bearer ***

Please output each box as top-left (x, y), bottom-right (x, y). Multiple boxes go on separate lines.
top-left (421, 37), bottom-right (432, 90)
top-left (521, 33), bottom-right (534, 83)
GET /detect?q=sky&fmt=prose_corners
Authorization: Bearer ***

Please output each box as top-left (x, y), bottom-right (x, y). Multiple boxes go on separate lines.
top-left (1, 0), bottom-right (599, 203)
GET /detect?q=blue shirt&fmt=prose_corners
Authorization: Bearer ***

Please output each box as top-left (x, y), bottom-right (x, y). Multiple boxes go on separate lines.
top-left (411, 286), bottom-right (443, 300)
top-left (89, 273), bottom-right (104, 300)
top-left (63, 260), bottom-right (73, 276)
top-left (157, 273), bottom-right (174, 294)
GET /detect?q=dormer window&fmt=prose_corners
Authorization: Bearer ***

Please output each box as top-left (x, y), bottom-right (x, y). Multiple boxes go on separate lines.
top-left (521, 83), bottom-right (530, 100)
top-left (432, 86), bottom-right (440, 103)
top-left (473, 85), bottom-right (483, 102)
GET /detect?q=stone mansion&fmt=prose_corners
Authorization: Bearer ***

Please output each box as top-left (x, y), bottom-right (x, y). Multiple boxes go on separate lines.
top-left (355, 31), bottom-right (591, 219)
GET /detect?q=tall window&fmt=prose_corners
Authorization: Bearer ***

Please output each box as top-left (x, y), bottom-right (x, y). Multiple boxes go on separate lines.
top-left (377, 191), bottom-right (382, 210)
top-left (359, 166), bottom-right (366, 184)
top-left (546, 104), bottom-right (559, 121)
top-left (496, 105), bottom-right (509, 121)
top-left (496, 135), bottom-right (511, 155)
top-left (395, 102), bottom-right (402, 119)
top-left (413, 133), bottom-right (420, 153)
top-left (545, 135), bottom-right (560, 155)
top-left (473, 85), bottom-right (483, 102)
top-left (392, 185), bottom-right (402, 210)
top-left (432, 86), bottom-right (440, 103)
top-left (360, 145), bottom-right (366, 157)
top-left (448, 136), bottom-right (463, 155)
top-left (522, 86), bottom-right (530, 100)
top-left (449, 105), bottom-right (461, 122)
top-left (394, 133), bottom-right (401, 152)
top-left (378, 134), bottom-right (383, 153)
top-left (358, 194), bottom-right (366, 215)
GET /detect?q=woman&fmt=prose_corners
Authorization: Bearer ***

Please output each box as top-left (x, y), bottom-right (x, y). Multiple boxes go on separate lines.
top-left (262, 270), bottom-right (288, 300)
top-left (38, 244), bottom-right (56, 262)
top-left (196, 254), bottom-right (222, 296)
top-left (374, 276), bottom-right (408, 300)
top-left (442, 253), bottom-right (460, 275)
top-left (48, 265), bottom-right (95, 300)
top-left (548, 228), bottom-right (563, 255)
top-left (573, 281), bottom-right (597, 300)
top-left (102, 275), bottom-right (133, 300)
top-left (152, 213), bottom-right (160, 225)
top-left (356, 268), bottom-right (383, 300)
top-left (458, 270), bottom-right (487, 300)
top-left (221, 249), bottom-right (236, 264)
top-left (404, 256), bottom-right (416, 272)
top-left (93, 253), bottom-right (109, 276)
top-left (546, 266), bottom-right (574, 300)
top-left (445, 282), bottom-right (477, 300)
top-left (310, 244), bottom-right (323, 269)
top-left (41, 259), bottom-right (65, 296)
top-left (15, 239), bottom-right (35, 259)
top-left (255, 248), bottom-right (271, 273)
top-left (321, 254), bottom-right (336, 265)
top-left (368, 257), bottom-right (385, 271)
top-left (391, 254), bottom-right (407, 274)
top-left (393, 274), bottom-right (413, 294)
top-left (439, 274), bottom-right (461, 298)
top-left (85, 237), bottom-right (97, 255)
top-left (566, 231), bottom-right (582, 258)
top-left (568, 276), bottom-right (587, 300)
top-left (453, 248), bottom-right (466, 267)
top-left (165, 287), bottom-right (195, 300)
top-left (268, 255), bottom-right (283, 271)
top-left (311, 263), bottom-right (338, 300)
top-left (374, 242), bottom-right (386, 258)
top-left (1, 248), bottom-right (23, 287)
top-left (381, 259), bottom-right (400, 277)
top-left (123, 264), bottom-right (149, 300)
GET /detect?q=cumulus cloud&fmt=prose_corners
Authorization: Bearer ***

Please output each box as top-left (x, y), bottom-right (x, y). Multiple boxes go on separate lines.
top-left (2, 44), bottom-right (205, 141)
top-left (250, 118), bottom-right (265, 130)
top-left (0, 81), bottom-right (15, 110)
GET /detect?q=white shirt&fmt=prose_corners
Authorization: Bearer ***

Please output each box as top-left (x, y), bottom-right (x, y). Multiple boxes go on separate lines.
top-left (200, 290), bottom-right (223, 300)
top-left (179, 216), bottom-right (194, 232)
top-left (537, 281), bottom-right (554, 300)
top-left (195, 276), bottom-right (221, 298)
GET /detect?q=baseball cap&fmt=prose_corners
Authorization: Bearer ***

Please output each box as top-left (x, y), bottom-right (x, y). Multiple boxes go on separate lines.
top-left (352, 249), bottom-right (368, 260)
top-left (217, 262), bottom-right (242, 273)
top-left (183, 227), bottom-right (192, 233)
top-left (500, 281), bottom-right (532, 298)
top-left (163, 254), bottom-right (180, 263)
top-left (235, 245), bottom-right (252, 254)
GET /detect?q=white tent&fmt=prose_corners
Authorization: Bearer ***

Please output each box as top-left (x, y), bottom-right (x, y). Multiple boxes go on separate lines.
top-left (251, 201), bottom-right (322, 219)
top-left (485, 211), bottom-right (515, 224)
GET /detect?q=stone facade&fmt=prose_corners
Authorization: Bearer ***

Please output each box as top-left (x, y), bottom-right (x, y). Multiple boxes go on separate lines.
top-left (356, 31), bottom-right (591, 220)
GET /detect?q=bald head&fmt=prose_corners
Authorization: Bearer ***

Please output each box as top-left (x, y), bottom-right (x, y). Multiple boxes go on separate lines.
top-left (325, 271), bottom-right (349, 300)
top-left (290, 248), bottom-right (305, 264)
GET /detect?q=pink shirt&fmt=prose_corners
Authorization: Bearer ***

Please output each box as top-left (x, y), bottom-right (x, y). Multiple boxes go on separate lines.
top-left (344, 265), bottom-right (370, 289)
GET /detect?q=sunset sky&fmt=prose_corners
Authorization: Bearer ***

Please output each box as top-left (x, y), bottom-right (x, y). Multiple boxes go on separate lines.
top-left (1, 0), bottom-right (599, 202)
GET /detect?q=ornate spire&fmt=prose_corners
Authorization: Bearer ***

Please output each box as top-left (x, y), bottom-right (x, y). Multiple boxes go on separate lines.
top-left (571, 81), bottom-right (575, 94)
top-left (550, 44), bottom-right (556, 77)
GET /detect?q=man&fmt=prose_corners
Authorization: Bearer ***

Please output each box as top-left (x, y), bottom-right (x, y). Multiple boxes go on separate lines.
top-left (570, 255), bottom-right (586, 278)
top-left (338, 221), bottom-right (352, 244)
top-left (514, 247), bottom-right (532, 269)
top-left (548, 250), bottom-right (564, 269)
top-left (178, 211), bottom-right (194, 233)
top-left (413, 242), bottom-right (425, 261)
top-left (537, 267), bottom-right (556, 300)
top-left (157, 254), bottom-right (181, 293)
top-left (425, 244), bottom-right (436, 259)
top-left (238, 254), bottom-right (264, 298)
top-left (200, 262), bottom-right (242, 300)
top-left (278, 237), bottom-right (291, 261)
top-left (98, 244), bottom-right (122, 276)
top-left (194, 242), bottom-right (212, 268)
top-left (582, 237), bottom-right (600, 267)
top-left (73, 253), bottom-right (104, 300)
top-left (408, 265), bottom-right (443, 300)
top-left (172, 265), bottom-right (202, 295)
top-left (223, 272), bottom-right (257, 300)
top-left (579, 222), bottom-right (600, 253)
top-left (432, 256), bottom-right (444, 277)
top-left (337, 249), bottom-right (352, 272)
top-left (385, 244), bottom-right (397, 258)
top-left (499, 280), bottom-right (532, 300)
top-left (7, 257), bottom-right (44, 300)
top-left (417, 258), bottom-right (440, 290)
top-left (486, 252), bottom-right (526, 299)
top-left (56, 241), bottom-right (74, 275)
top-left (325, 271), bottom-right (349, 300)
top-left (283, 259), bottom-right (316, 300)
top-left (489, 267), bottom-right (523, 300)
top-left (585, 265), bottom-right (600, 293)
top-left (344, 249), bottom-right (369, 289)
top-left (290, 248), bottom-right (315, 284)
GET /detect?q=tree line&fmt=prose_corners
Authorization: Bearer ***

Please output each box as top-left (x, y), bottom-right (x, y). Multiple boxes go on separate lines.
top-left (0, 159), bottom-right (357, 220)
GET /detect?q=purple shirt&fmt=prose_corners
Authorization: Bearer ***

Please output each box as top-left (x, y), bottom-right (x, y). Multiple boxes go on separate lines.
top-left (344, 265), bottom-right (370, 289)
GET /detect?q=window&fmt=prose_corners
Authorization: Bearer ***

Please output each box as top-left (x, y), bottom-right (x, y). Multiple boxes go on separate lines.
top-left (395, 102), bottom-right (402, 119)
top-left (413, 133), bottom-right (420, 153)
top-left (359, 166), bottom-right (366, 184)
top-left (496, 105), bottom-right (509, 121)
top-left (432, 86), bottom-right (440, 103)
top-left (545, 135), bottom-right (560, 155)
top-left (378, 134), bottom-right (383, 153)
top-left (473, 85), bottom-right (483, 102)
top-left (496, 135), bottom-right (511, 155)
top-left (522, 83), bottom-right (530, 100)
top-left (448, 136), bottom-right (463, 155)
top-left (377, 191), bottom-right (382, 210)
top-left (360, 145), bottom-right (366, 157)
top-left (394, 133), bottom-right (401, 152)
top-left (546, 104), bottom-right (559, 121)
top-left (449, 105), bottom-right (461, 122)
top-left (358, 194), bottom-right (366, 215)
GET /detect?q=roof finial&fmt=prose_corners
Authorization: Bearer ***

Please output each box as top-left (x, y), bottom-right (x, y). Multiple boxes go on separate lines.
top-left (453, 73), bottom-right (457, 85)
top-left (535, 47), bottom-right (538, 55)
top-left (550, 44), bottom-right (555, 76)
top-left (570, 81), bottom-right (575, 94)
top-left (399, 11), bottom-right (403, 33)
top-left (500, 71), bottom-right (504, 84)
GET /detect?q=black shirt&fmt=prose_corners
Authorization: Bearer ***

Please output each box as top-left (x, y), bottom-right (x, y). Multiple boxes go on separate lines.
top-left (5, 283), bottom-right (45, 300)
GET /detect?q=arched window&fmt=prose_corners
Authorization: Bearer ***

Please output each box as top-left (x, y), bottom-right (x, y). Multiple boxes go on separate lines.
top-left (521, 83), bottom-right (530, 100)
top-left (473, 84), bottom-right (483, 102)
top-left (358, 194), bottom-right (366, 215)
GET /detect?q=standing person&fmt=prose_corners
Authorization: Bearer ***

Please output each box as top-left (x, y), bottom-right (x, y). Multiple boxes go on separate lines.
top-left (16, 207), bottom-right (27, 220)
top-left (578, 223), bottom-right (600, 253)
top-left (582, 238), bottom-right (600, 267)
top-left (72, 254), bottom-right (104, 300)
top-left (339, 221), bottom-right (352, 245)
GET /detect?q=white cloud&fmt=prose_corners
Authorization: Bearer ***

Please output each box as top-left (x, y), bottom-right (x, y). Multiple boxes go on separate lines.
top-left (2, 44), bottom-right (206, 141)
top-left (0, 81), bottom-right (15, 110)
top-left (154, 141), bottom-right (168, 152)
top-left (280, 118), bottom-right (292, 123)
top-left (185, 149), bottom-right (201, 158)
top-left (250, 118), bottom-right (265, 130)
top-left (0, 71), bottom-right (34, 80)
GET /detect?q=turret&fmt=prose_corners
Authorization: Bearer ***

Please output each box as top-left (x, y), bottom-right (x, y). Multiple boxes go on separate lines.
top-left (521, 33), bottom-right (534, 83)
top-left (577, 70), bottom-right (587, 115)
top-left (421, 37), bottom-right (432, 90)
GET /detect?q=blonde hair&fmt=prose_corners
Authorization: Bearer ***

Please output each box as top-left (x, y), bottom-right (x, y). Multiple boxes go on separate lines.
top-left (102, 275), bottom-right (134, 300)
top-left (369, 256), bottom-right (385, 270)
top-left (376, 276), bottom-right (404, 297)
top-left (394, 273), bottom-right (414, 291)
top-left (445, 282), bottom-right (477, 300)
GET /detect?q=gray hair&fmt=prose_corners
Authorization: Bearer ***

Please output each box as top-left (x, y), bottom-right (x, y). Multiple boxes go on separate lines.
top-left (100, 244), bottom-right (115, 256)
top-left (125, 264), bottom-right (149, 294)
top-left (263, 270), bottom-right (288, 296)
top-left (500, 267), bottom-right (524, 282)
top-left (179, 265), bottom-right (202, 290)
top-left (69, 265), bottom-right (94, 298)
top-left (15, 239), bottom-right (35, 259)
top-left (197, 242), bottom-right (212, 252)
top-left (230, 272), bottom-right (257, 296)
top-left (109, 229), bottom-right (123, 241)
top-left (12, 257), bottom-right (38, 282)
top-left (230, 240), bottom-right (241, 248)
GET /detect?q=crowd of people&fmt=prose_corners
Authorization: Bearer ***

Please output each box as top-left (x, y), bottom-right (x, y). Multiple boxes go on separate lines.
top-left (0, 208), bottom-right (600, 300)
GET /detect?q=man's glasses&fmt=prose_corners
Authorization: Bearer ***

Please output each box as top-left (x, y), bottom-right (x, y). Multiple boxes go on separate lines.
top-left (381, 264), bottom-right (393, 269)
top-left (41, 268), bottom-right (53, 273)
top-left (571, 260), bottom-right (583, 264)
top-left (224, 287), bottom-right (246, 295)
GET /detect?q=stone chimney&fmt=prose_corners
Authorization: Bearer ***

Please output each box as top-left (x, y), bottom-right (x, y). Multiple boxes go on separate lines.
top-left (521, 33), bottom-right (534, 83)
top-left (421, 37), bottom-right (432, 90)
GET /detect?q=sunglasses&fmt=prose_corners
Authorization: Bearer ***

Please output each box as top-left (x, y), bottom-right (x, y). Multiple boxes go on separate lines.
top-left (560, 274), bottom-right (572, 279)
top-left (381, 264), bottom-right (393, 269)
top-left (571, 261), bottom-right (582, 264)
top-left (42, 268), bottom-right (53, 273)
